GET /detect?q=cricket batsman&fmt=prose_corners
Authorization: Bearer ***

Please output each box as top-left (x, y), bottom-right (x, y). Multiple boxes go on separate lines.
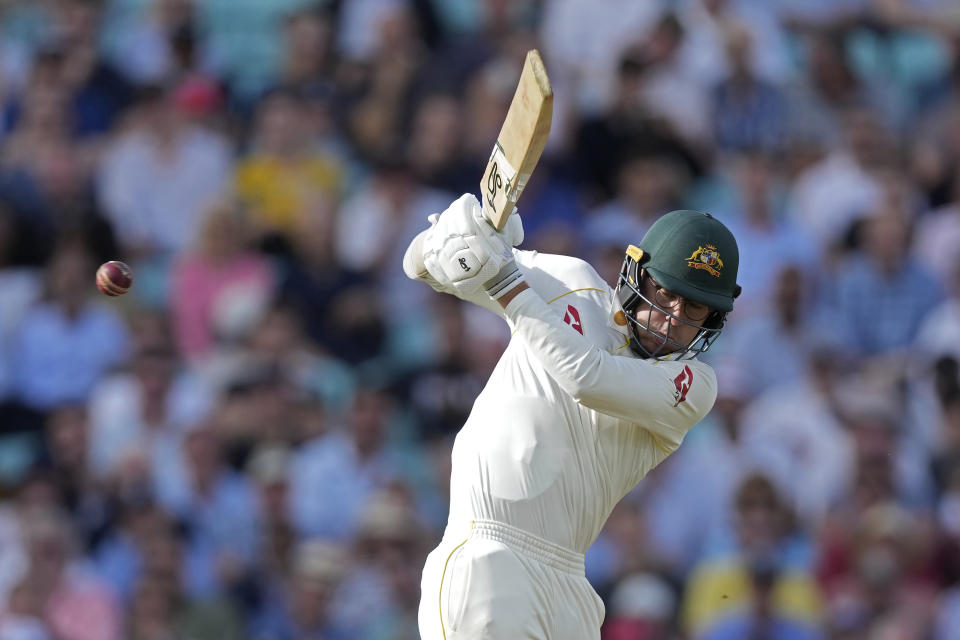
top-left (403, 193), bottom-right (741, 639)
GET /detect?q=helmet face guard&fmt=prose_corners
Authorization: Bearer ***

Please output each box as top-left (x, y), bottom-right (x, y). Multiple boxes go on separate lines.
top-left (615, 251), bottom-right (728, 360)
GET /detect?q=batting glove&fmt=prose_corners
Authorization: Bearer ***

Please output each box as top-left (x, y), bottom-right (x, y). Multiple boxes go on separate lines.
top-left (402, 217), bottom-right (448, 293)
top-left (423, 194), bottom-right (511, 300)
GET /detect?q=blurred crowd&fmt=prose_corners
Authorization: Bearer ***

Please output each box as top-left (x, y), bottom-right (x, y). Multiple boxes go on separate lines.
top-left (0, 0), bottom-right (959, 638)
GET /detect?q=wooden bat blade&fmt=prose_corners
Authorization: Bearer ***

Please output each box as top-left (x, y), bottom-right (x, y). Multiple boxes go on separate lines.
top-left (481, 49), bottom-right (553, 231)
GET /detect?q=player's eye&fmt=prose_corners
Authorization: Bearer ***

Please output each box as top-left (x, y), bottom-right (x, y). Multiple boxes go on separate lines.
top-left (684, 302), bottom-right (710, 322)
top-left (653, 287), bottom-right (680, 309)
top-left (651, 283), bottom-right (710, 322)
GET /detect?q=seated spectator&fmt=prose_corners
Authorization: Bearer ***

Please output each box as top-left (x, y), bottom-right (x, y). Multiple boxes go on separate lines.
top-left (155, 426), bottom-right (258, 599)
top-left (100, 0), bottom-right (197, 85)
top-left (9, 239), bottom-right (131, 415)
top-left (234, 89), bottom-right (344, 240)
top-left (786, 108), bottom-right (889, 252)
top-left (333, 488), bottom-right (428, 638)
top-left (636, 13), bottom-right (712, 148)
top-left (711, 25), bottom-right (787, 155)
top-left (127, 523), bottom-right (245, 640)
top-left (583, 153), bottom-right (685, 254)
top-left (274, 7), bottom-right (337, 98)
top-left (170, 201), bottom-right (275, 360)
top-left (405, 93), bottom-right (476, 195)
top-left (677, 0), bottom-right (792, 89)
top-left (94, 500), bottom-right (165, 606)
top-left (201, 366), bottom-right (302, 458)
top-left (20, 506), bottom-right (122, 640)
top-left (199, 297), bottom-right (355, 414)
top-left (573, 52), bottom-right (704, 202)
top-left (0, 79), bottom-right (108, 260)
top-left (334, 158), bottom-right (452, 318)
top-left (96, 83), bottom-right (232, 260)
top-left (87, 340), bottom-right (213, 481)
top-left (397, 294), bottom-right (489, 440)
top-left (817, 404), bottom-right (938, 605)
top-left (44, 0), bottom-right (135, 137)
top-left (585, 500), bottom-right (656, 603)
top-left (290, 386), bottom-right (412, 540)
top-left (737, 348), bottom-right (855, 525)
top-left (720, 264), bottom-right (826, 395)
top-left (682, 473), bottom-right (823, 639)
top-left (834, 203), bottom-right (943, 357)
top-left (41, 405), bottom-right (109, 549)
top-left (250, 539), bottom-right (351, 640)
top-left (716, 150), bottom-right (821, 319)
top-left (602, 572), bottom-right (678, 640)
top-left (821, 503), bottom-right (938, 638)
top-left (271, 191), bottom-right (379, 363)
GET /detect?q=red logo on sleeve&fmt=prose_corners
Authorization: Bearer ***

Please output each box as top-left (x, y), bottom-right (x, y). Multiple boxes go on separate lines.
top-left (563, 305), bottom-right (584, 335)
top-left (673, 365), bottom-right (693, 406)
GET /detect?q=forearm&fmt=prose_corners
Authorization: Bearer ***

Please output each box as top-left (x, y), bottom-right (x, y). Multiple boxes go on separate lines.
top-left (497, 280), bottom-right (530, 308)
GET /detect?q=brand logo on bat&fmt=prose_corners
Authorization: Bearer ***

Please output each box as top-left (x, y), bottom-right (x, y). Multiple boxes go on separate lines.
top-left (684, 245), bottom-right (724, 277)
top-left (458, 258), bottom-right (470, 272)
top-left (486, 161), bottom-right (503, 208)
top-left (563, 305), bottom-right (583, 335)
top-left (673, 365), bottom-right (693, 406)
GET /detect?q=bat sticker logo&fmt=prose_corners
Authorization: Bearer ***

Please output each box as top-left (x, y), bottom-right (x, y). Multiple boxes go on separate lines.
top-left (458, 258), bottom-right (470, 272)
top-left (486, 161), bottom-right (503, 208)
top-left (563, 304), bottom-right (583, 335)
top-left (673, 365), bottom-right (693, 406)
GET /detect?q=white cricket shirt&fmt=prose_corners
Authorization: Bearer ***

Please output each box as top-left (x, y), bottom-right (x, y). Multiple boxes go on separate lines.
top-left (443, 250), bottom-right (717, 553)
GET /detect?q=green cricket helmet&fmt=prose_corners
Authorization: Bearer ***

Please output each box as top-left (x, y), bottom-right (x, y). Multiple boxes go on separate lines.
top-left (615, 209), bottom-right (741, 359)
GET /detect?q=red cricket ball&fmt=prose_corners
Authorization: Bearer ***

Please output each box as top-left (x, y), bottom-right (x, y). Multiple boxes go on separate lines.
top-left (96, 261), bottom-right (133, 297)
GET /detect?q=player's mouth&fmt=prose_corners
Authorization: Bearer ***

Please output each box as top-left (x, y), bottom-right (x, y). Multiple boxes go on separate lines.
top-left (648, 329), bottom-right (670, 342)
top-left (639, 329), bottom-right (671, 350)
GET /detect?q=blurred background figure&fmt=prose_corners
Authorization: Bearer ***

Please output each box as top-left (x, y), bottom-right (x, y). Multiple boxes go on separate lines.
top-left (235, 88), bottom-right (344, 245)
top-left (9, 239), bottom-right (130, 423)
top-left (97, 83), bottom-right (231, 262)
top-left (19, 505), bottom-right (122, 640)
top-left (682, 473), bottom-right (823, 640)
top-left (0, 1), bottom-right (956, 638)
top-left (250, 538), bottom-right (350, 640)
top-left (602, 571), bottom-right (678, 640)
top-left (169, 201), bottom-right (275, 360)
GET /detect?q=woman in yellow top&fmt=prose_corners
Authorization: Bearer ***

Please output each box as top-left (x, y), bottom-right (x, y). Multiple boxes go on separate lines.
top-left (235, 90), bottom-right (344, 238)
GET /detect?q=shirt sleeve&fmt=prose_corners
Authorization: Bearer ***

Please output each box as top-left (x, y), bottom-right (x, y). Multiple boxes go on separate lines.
top-left (502, 288), bottom-right (717, 445)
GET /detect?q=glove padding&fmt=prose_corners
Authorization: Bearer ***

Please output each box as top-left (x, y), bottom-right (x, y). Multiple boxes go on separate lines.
top-left (498, 206), bottom-right (524, 248)
top-left (402, 224), bottom-right (447, 293)
top-left (423, 194), bottom-right (514, 300)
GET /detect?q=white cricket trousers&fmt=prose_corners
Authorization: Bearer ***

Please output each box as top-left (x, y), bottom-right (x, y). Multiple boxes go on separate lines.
top-left (418, 519), bottom-right (605, 639)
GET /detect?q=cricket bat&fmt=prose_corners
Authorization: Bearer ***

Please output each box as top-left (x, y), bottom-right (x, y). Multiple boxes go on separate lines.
top-left (481, 49), bottom-right (553, 231)
top-left (403, 50), bottom-right (552, 282)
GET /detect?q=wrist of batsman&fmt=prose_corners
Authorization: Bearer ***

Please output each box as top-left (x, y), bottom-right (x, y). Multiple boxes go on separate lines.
top-left (484, 259), bottom-right (524, 299)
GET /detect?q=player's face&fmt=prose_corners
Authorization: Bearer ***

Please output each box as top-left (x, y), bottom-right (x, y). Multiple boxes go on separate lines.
top-left (634, 274), bottom-right (710, 354)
